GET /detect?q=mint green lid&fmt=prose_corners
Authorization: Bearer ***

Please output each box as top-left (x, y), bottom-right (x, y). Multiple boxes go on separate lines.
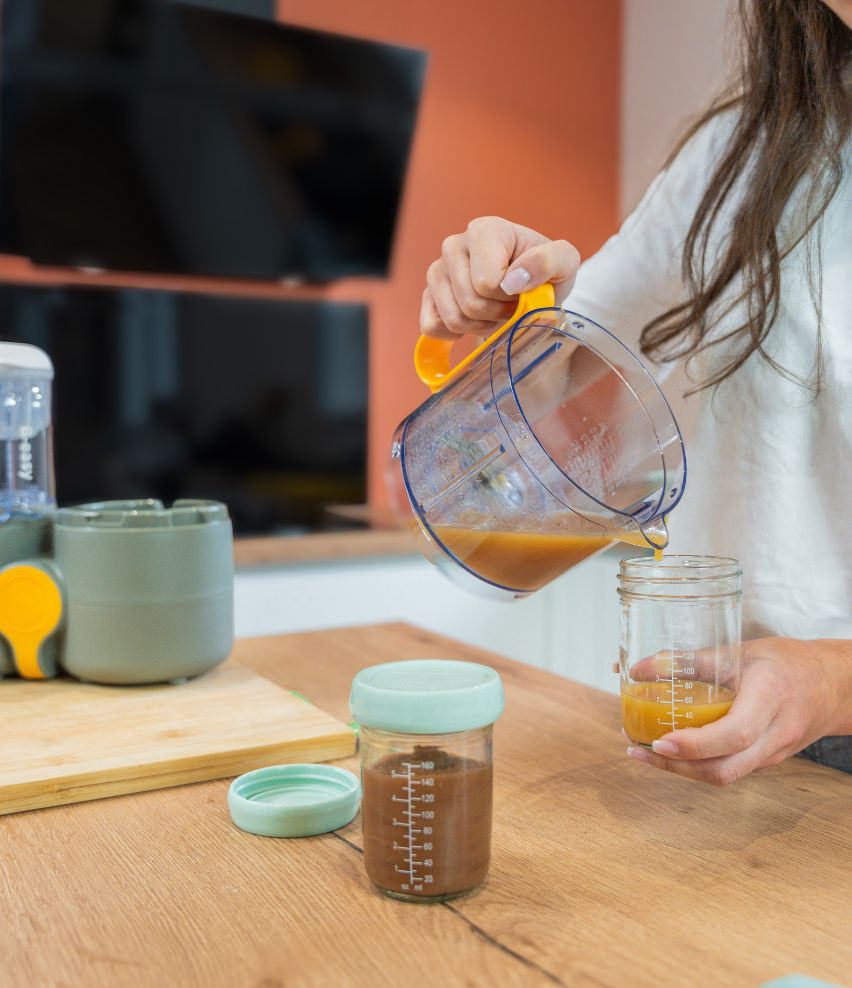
top-left (228, 764), bottom-right (361, 838)
top-left (349, 659), bottom-right (504, 734)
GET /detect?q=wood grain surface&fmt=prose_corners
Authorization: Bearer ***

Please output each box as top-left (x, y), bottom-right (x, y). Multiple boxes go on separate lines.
top-left (1, 623), bottom-right (850, 988)
top-left (0, 660), bottom-right (355, 815)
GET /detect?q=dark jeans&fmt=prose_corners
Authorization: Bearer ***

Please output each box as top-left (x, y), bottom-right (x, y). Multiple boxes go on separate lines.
top-left (798, 736), bottom-right (852, 774)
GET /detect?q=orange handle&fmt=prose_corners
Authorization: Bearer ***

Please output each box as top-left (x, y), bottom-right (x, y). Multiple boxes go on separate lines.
top-left (414, 282), bottom-right (557, 392)
top-left (0, 562), bottom-right (64, 679)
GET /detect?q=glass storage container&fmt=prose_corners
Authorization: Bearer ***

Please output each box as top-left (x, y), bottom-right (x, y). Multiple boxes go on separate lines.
top-left (350, 659), bottom-right (503, 902)
top-left (618, 555), bottom-right (742, 747)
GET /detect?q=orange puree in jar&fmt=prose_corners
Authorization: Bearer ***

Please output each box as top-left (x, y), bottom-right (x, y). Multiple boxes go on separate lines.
top-left (622, 681), bottom-right (735, 746)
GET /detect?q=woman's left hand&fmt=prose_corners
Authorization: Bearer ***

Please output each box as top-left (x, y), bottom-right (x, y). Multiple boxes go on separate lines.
top-left (626, 637), bottom-right (852, 785)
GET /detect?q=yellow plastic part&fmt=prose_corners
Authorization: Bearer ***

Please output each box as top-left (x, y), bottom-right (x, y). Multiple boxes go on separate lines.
top-left (414, 282), bottom-right (557, 392)
top-left (0, 563), bottom-right (63, 679)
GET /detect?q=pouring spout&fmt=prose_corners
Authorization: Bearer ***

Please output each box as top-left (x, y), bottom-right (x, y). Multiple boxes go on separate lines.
top-left (614, 516), bottom-right (669, 552)
top-left (639, 517), bottom-right (669, 551)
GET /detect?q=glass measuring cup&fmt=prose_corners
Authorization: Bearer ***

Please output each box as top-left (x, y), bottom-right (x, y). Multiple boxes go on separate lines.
top-left (618, 556), bottom-right (742, 747)
top-left (350, 659), bottom-right (504, 902)
top-left (389, 284), bottom-right (686, 600)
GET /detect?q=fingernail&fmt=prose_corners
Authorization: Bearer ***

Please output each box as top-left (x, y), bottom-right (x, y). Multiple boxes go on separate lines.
top-left (500, 266), bottom-right (531, 295)
top-left (652, 739), bottom-right (678, 756)
top-left (626, 746), bottom-right (651, 763)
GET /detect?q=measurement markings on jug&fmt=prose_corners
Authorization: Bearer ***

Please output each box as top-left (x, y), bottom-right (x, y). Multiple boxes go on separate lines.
top-left (391, 761), bottom-right (435, 892)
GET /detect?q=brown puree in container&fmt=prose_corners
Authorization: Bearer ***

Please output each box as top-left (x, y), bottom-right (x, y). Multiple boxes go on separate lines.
top-left (430, 525), bottom-right (655, 592)
top-left (362, 746), bottom-right (493, 899)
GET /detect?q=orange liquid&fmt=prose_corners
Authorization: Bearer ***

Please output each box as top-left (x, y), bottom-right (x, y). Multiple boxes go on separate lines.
top-left (430, 526), bottom-right (650, 591)
top-left (621, 680), bottom-right (735, 746)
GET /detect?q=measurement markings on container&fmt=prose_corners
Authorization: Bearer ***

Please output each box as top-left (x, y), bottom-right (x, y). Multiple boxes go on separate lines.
top-left (390, 761), bottom-right (435, 892)
top-left (656, 628), bottom-right (697, 731)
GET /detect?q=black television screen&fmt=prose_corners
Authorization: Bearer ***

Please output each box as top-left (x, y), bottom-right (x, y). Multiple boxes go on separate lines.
top-left (0, 284), bottom-right (368, 534)
top-left (0, 0), bottom-right (426, 280)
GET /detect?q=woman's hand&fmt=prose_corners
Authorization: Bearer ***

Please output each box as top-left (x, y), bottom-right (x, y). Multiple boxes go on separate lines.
top-left (626, 638), bottom-right (852, 785)
top-left (420, 216), bottom-right (581, 340)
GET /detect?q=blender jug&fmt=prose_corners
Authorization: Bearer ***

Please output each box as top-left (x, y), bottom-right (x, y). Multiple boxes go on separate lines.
top-left (388, 284), bottom-right (686, 599)
top-left (0, 343), bottom-right (55, 564)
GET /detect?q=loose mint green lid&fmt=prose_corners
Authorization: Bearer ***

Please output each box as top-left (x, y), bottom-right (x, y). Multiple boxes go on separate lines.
top-left (228, 764), bottom-right (360, 838)
top-left (349, 659), bottom-right (504, 734)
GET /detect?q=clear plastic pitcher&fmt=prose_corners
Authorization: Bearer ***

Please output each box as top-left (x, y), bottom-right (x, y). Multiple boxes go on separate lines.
top-left (388, 285), bottom-right (686, 599)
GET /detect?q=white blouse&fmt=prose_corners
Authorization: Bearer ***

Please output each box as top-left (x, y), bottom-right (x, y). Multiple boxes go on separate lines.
top-left (565, 113), bottom-right (852, 640)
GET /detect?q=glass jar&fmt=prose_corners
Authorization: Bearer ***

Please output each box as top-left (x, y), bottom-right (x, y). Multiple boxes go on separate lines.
top-left (618, 556), bottom-right (742, 747)
top-left (350, 659), bottom-right (503, 902)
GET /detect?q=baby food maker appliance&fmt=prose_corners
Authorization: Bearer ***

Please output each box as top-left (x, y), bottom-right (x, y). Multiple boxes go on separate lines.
top-left (0, 342), bottom-right (234, 684)
top-left (389, 285), bottom-right (687, 599)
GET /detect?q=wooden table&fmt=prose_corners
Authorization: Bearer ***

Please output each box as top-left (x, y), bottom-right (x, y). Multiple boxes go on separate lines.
top-left (2, 624), bottom-right (850, 988)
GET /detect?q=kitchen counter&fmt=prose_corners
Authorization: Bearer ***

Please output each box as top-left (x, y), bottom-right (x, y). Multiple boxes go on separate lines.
top-left (233, 527), bottom-right (416, 568)
top-left (2, 623), bottom-right (850, 987)
top-left (233, 507), bottom-right (416, 568)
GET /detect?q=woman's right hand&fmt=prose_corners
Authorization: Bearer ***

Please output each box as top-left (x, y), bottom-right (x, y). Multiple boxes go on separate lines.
top-left (420, 216), bottom-right (581, 341)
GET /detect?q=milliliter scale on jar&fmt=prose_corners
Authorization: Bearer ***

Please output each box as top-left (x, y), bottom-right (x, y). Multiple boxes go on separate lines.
top-left (390, 757), bottom-right (437, 895)
top-left (654, 627), bottom-right (700, 735)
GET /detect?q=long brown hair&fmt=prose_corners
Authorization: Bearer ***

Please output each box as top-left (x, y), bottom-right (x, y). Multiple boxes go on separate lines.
top-left (640, 0), bottom-right (851, 392)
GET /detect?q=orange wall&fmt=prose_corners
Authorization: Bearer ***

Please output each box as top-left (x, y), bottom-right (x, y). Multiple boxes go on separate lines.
top-left (274, 0), bottom-right (623, 502)
top-left (0, 0), bottom-right (622, 505)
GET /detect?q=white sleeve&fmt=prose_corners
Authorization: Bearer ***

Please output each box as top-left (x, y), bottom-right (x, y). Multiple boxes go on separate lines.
top-left (562, 113), bottom-right (737, 376)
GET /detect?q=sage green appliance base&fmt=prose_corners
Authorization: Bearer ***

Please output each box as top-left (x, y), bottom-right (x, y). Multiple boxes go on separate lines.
top-left (0, 500), bottom-right (234, 685)
top-left (54, 500), bottom-right (234, 685)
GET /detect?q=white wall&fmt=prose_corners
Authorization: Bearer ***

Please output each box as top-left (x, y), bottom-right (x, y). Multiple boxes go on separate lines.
top-left (621, 0), bottom-right (733, 217)
top-left (235, 549), bottom-right (625, 695)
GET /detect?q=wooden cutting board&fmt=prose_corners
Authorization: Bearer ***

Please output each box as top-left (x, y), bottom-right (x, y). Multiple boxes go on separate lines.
top-left (0, 659), bottom-right (356, 815)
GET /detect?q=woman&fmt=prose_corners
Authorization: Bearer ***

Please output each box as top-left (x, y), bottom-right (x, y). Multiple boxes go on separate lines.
top-left (419, 0), bottom-right (852, 784)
